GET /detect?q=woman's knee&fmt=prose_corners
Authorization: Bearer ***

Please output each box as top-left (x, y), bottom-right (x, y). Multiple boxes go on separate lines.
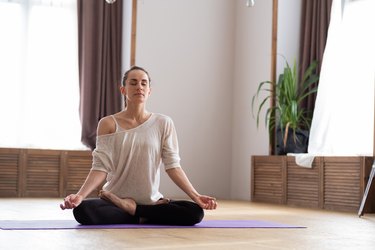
top-left (172, 200), bottom-right (204, 225)
top-left (73, 199), bottom-right (98, 225)
top-left (73, 198), bottom-right (139, 225)
top-left (189, 202), bottom-right (204, 225)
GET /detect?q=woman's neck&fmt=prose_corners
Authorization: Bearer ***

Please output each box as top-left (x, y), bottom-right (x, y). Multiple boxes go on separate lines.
top-left (123, 105), bottom-right (150, 121)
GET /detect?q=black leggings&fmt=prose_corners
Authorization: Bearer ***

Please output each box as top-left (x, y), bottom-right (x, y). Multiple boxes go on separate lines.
top-left (73, 198), bottom-right (204, 226)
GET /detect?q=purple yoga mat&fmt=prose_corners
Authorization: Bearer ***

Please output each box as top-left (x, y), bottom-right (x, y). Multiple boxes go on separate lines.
top-left (0, 220), bottom-right (305, 230)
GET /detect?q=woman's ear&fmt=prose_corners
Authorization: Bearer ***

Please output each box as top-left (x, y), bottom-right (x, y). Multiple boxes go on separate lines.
top-left (119, 85), bottom-right (126, 96)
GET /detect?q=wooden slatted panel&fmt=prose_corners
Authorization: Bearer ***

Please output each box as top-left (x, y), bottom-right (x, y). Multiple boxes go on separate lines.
top-left (25, 152), bottom-right (60, 197)
top-left (323, 157), bottom-right (361, 212)
top-left (0, 149), bottom-right (19, 196)
top-left (65, 152), bottom-right (94, 196)
top-left (252, 156), bottom-right (284, 204)
top-left (287, 158), bottom-right (319, 208)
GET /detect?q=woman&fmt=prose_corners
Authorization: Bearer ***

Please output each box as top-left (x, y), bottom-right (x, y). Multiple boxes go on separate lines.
top-left (60, 66), bottom-right (217, 225)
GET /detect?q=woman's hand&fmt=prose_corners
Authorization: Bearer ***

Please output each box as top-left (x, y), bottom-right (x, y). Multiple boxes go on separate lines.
top-left (59, 170), bottom-right (107, 210)
top-left (60, 194), bottom-right (83, 210)
top-left (194, 195), bottom-right (218, 210)
top-left (166, 167), bottom-right (218, 210)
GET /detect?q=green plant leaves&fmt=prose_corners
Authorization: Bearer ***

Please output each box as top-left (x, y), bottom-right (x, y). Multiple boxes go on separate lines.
top-left (251, 58), bottom-right (319, 146)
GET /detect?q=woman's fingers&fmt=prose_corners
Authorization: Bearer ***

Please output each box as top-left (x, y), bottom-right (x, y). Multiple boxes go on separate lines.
top-left (60, 195), bottom-right (77, 210)
top-left (207, 198), bottom-right (217, 210)
top-left (199, 196), bottom-right (217, 210)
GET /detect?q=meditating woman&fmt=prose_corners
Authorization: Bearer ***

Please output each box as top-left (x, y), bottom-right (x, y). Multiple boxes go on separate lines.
top-left (60, 66), bottom-right (217, 225)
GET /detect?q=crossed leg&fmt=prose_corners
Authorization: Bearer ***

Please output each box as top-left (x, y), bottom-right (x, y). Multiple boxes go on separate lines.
top-left (74, 191), bottom-right (204, 226)
top-left (99, 190), bottom-right (136, 216)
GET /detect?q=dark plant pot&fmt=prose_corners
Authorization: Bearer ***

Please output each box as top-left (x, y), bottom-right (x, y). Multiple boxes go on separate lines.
top-left (275, 127), bottom-right (309, 155)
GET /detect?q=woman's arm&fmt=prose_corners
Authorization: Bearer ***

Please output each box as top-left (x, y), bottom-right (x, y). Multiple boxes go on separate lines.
top-left (76, 169), bottom-right (107, 198)
top-left (60, 116), bottom-right (114, 210)
top-left (60, 169), bottom-right (107, 210)
top-left (166, 167), bottom-right (217, 210)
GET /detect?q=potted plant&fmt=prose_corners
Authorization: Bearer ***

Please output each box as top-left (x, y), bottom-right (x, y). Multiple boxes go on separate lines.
top-left (252, 58), bottom-right (319, 155)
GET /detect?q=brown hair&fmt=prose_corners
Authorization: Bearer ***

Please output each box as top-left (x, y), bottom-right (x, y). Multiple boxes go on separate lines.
top-left (122, 66), bottom-right (151, 86)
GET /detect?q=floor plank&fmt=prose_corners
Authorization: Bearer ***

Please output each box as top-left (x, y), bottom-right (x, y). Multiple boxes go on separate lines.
top-left (0, 198), bottom-right (374, 250)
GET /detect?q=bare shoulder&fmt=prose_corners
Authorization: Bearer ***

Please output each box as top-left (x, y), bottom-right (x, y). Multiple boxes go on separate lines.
top-left (97, 116), bottom-right (116, 136)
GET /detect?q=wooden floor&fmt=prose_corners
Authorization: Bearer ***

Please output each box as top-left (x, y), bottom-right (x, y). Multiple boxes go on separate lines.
top-left (0, 198), bottom-right (374, 250)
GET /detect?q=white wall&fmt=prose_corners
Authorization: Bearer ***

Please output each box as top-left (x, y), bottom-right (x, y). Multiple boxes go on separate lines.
top-left (276, 0), bottom-right (302, 74)
top-left (135, 0), bottom-right (299, 200)
top-left (230, 0), bottom-right (273, 200)
top-left (122, 0), bottom-right (133, 74)
top-left (229, 0), bottom-right (301, 200)
top-left (136, 0), bottom-right (235, 199)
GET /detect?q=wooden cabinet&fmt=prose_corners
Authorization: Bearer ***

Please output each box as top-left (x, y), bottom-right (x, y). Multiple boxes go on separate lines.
top-left (251, 155), bottom-right (375, 213)
top-left (0, 147), bottom-right (98, 198)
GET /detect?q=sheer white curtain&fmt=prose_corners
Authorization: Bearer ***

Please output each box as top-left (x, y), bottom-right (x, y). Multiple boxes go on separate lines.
top-left (308, 0), bottom-right (375, 156)
top-left (0, 0), bottom-right (85, 150)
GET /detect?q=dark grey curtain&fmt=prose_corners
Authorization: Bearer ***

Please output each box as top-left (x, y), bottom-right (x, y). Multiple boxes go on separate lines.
top-left (78, 0), bottom-right (123, 150)
top-left (299, 0), bottom-right (333, 115)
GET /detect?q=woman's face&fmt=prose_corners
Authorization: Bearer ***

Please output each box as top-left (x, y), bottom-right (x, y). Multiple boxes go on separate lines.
top-left (121, 69), bottom-right (151, 105)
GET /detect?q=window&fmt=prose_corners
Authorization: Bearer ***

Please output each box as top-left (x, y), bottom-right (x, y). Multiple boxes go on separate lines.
top-left (308, 0), bottom-right (375, 155)
top-left (0, 0), bottom-right (85, 149)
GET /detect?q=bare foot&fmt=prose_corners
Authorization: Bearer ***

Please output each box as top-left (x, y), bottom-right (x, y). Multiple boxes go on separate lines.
top-left (155, 198), bottom-right (170, 205)
top-left (99, 190), bottom-right (136, 216)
